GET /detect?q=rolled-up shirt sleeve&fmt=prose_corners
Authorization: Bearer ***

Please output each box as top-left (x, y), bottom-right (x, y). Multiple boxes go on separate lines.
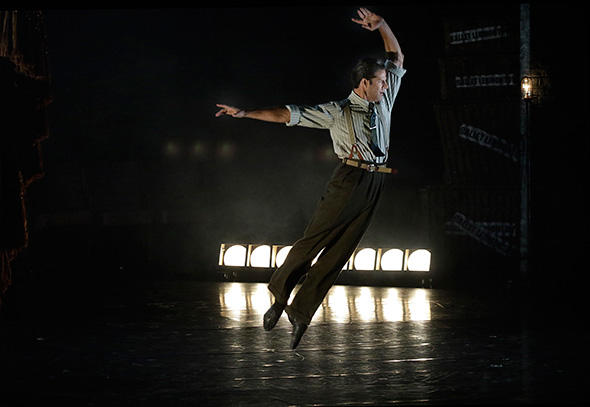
top-left (285, 102), bottom-right (337, 129)
top-left (383, 52), bottom-right (407, 111)
top-left (285, 105), bottom-right (301, 127)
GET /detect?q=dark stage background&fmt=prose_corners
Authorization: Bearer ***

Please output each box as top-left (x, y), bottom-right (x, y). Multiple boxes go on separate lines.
top-left (2, 4), bottom-right (588, 318)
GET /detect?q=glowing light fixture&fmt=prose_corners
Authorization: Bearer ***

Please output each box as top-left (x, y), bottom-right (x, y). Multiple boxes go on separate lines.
top-left (521, 76), bottom-right (532, 100)
top-left (249, 245), bottom-right (271, 268)
top-left (406, 249), bottom-right (431, 271)
top-left (219, 243), bottom-right (432, 273)
top-left (379, 248), bottom-right (404, 271)
top-left (221, 244), bottom-right (247, 267)
top-left (274, 245), bottom-right (292, 268)
top-left (353, 248), bottom-right (377, 270)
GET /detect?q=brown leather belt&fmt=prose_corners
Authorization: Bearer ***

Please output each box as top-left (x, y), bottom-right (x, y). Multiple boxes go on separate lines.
top-left (342, 158), bottom-right (395, 174)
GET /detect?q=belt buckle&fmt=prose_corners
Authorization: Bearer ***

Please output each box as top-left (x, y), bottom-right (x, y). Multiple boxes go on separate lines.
top-left (367, 164), bottom-right (376, 173)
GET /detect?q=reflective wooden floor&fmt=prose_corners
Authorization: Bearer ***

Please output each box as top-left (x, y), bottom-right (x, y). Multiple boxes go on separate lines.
top-left (1, 280), bottom-right (586, 405)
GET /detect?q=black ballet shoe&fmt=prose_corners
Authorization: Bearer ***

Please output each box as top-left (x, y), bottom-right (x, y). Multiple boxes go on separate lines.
top-left (289, 316), bottom-right (308, 349)
top-left (263, 302), bottom-right (285, 331)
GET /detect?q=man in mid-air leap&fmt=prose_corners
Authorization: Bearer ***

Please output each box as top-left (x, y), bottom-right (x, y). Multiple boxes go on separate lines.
top-left (215, 7), bottom-right (406, 349)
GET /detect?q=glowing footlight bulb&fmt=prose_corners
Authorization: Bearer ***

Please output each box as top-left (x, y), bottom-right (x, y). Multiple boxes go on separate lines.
top-left (407, 249), bottom-right (431, 271)
top-left (223, 245), bottom-right (247, 267)
top-left (275, 246), bottom-right (292, 268)
top-left (249, 245), bottom-right (271, 268)
top-left (380, 248), bottom-right (404, 271)
top-left (353, 248), bottom-right (376, 270)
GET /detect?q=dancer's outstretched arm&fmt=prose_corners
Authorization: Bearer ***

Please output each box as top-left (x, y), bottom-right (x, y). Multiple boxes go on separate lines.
top-left (215, 104), bottom-right (290, 123)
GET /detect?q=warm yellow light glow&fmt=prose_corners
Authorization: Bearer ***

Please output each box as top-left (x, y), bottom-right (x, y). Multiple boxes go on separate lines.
top-left (250, 283), bottom-right (272, 313)
top-left (521, 76), bottom-right (532, 99)
top-left (216, 283), bottom-right (433, 325)
top-left (275, 246), bottom-right (292, 268)
top-left (220, 243), bottom-right (432, 273)
top-left (223, 245), bottom-right (247, 267)
top-left (353, 248), bottom-right (376, 270)
top-left (354, 287), bottom-right (375, 321)
top-left (249, 245), bottom-right (271, 268)
top-left (408, 289), bottom-right (431, 320)
top-left (327, 285), bottom-right (350, 323)
top-left (381, 288), bottom-right (404, 322)
top-left (407, 249), bottom-right (431, 271)
top-left (221, 283), bottom-right (247, 317)
top-left (380, 248), bottom-right (404, 271)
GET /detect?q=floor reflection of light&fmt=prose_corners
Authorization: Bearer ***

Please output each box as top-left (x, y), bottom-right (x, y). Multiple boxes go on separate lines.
top-left (217, 283), bottom-right (432, 324)
top-left (382, 288), bottom-right (404, 322)
top-left (221, 283), bottom-right (247, 318)
top-left (408, 289), bottom-right (431, 321)
top-left (355, 287), bottom-right (375, 321)
top-left (327, 285), bottom-right (350, 323)
top-left (250, 284), bottom-right (272, 314)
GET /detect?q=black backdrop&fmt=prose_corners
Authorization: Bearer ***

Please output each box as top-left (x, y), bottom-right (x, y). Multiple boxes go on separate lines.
top-left (4, 5), bottom-right (586, 311)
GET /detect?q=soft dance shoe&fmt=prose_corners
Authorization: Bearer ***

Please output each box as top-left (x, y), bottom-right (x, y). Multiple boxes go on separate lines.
top-left (263, 302), bottom-right (285, 331)
top-left (289, 315), bottom-right (308, 349)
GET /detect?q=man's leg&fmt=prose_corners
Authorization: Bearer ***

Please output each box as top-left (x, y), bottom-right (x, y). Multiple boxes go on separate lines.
top-left (267, 164), bottom-right (362, 306)
top-left (285, 170), bottom-right (384, 349)
top-left (285, 169), bottom-right (385, 326)
top-left (285, 201), bottom-right (379, 326)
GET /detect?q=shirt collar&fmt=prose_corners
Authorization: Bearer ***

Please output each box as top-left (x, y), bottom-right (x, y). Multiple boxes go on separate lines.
top-left (348, 90), bottom-right (373, 112)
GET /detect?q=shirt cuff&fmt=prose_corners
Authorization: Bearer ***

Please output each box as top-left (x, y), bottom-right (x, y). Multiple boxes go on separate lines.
top-left (385, 60), bottom-right (407, 78)
top-left (285, 104), bottom-right (300, 127)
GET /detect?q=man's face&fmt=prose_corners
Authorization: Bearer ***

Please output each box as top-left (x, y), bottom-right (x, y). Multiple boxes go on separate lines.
top-left (365, 69), bottom-right (388, 102)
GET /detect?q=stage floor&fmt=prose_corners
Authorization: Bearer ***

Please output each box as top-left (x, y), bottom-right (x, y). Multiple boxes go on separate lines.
top-left (1, 280), bottom-right (585, 405)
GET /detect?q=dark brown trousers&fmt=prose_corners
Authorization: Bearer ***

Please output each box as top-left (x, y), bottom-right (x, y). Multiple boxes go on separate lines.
top-left (268, 162), bottom-right (385, 325)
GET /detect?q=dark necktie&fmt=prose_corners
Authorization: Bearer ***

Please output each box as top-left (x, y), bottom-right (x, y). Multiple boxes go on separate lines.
top-left (368, 103), bottom-right (385, 157)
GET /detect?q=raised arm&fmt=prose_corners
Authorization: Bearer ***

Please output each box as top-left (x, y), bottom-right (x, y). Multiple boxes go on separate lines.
top-left (215, 104), bottom-right (290, 124)
top-left (352, 8), bottom-right (404, 68)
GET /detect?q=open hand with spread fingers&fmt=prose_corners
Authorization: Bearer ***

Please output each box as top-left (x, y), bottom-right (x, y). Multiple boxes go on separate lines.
top-left (215, 104), bottom-right (246, 118)
top-left (351, 7), bottom-right (384, 31)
